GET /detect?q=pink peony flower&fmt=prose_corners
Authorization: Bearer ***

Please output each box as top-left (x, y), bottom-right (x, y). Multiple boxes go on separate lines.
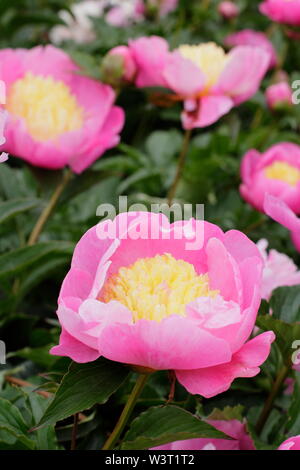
top-left (265, 82), bottom-right (293, 110)
top-left (129, 36), bottom-right (269, 129)
top-left (240, 143), bottom-right (300, 214)
top-left (151, 419), bottom-right (255, 450)
top-left (260, 0), bottom-right (300, 26)
top-left (278, 435), bottom-right (300, 450)
top-left (257, 239), bottom-right (300, 300)
top-left (264, 194), bottom-right (300, 252)
top-left (218, 1), bottom-right (240, 20)
top-left (0, 46), bottom-right (124, 173)
top-left (51, 212), bottom-right (274, 398)
top-left (105, 46), bottom-right (137, 84)
top-left (224, 29), bottom-right (278, 69)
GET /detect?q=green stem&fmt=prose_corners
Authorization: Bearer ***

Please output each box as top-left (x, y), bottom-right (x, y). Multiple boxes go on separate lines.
top-left (27, 168), bottom-right (72, 246)
top-left (167, 129), bottom-right (192, 206)
top-left (255, 365), bottom-right (290, 435)
top-left (102, 374), bottom-right (149, 450)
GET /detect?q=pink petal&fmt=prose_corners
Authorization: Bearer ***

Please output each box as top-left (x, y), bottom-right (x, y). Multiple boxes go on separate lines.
top-left (175, 331), bottom-right (275, 397)
top-left (99, 315), bottom-right (232, 370)
top-left (163, 52), bottom-right (205, 97)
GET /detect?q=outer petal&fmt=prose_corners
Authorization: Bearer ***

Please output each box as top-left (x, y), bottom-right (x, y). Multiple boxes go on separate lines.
top-left (98, 315), bottom-right (232, 370)
top-left (175, 332), bottom-right (275, 398)
top-left (217, 46), bottom-right (269, 104)
top-left (224, 29), bottom-right (278, 69)
top-left (264, 194), bottom-right (300, 251)
top-left (163, 52), bottom-right (205, 97)
top-left (129, 36), bottom-right (170, 88)
top-left (50, 329), bottom-right (100, 363)
top-left (182, 95), bottom-right (233, 129)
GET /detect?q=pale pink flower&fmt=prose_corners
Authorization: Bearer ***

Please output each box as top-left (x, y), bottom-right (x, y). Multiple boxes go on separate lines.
top-left (0, 46), bottom-right (124, 173)
top-left (50, 1), bottom-right (105, 45)
top-left (265, 82), bottom-right (293, 110)
top-left (218, 1), bottom-right (240, 19)
top-left (240, 143), bottom-right (300, 214)
top-left (129, 36), bottom-right (269, 129)
top-left (152, 419), bottom-right (255, 450)
top-left (260, 0), bottom-right (300, 26)
top-left (105, 46), bottom-right (137, 83)
top-left (224, 29), bottom-right (278, 69)
top-left (257, 239), bottom-right (300, 300)
top-left (51, 212), bottom-right (274, 398)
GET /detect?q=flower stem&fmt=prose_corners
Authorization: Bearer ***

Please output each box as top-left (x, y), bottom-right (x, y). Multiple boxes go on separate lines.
top-left (167, 129), bottom-right (192, 206)
top-left (27, 168), bottom-right (72, 246)
top-left (102, 374), bottom-right (149, 450)
top-left (255, 364), bottom-right (290, 435)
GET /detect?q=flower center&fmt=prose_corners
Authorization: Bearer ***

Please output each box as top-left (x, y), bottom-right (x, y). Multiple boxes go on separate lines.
top-left (6, 72), bottom-right (83, 142)
top-left (264, 161), bottom-right (300, 186)
top-left (100, 253), bottom-right (218, 322)
top-left (177, 42), bottom-right (229, 91)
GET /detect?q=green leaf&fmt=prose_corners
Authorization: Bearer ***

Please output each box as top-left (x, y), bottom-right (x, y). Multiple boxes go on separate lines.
top-left (121, 405), bottom-right (231, 450)
top-left (0, 198), bottom-right (40, 225)
top-left (0, 398), bottom-right (35, 449)
top-left (0, 241), bottom-right (74, 278)
top-left (270, 286), bottom-right (300, 323)
top-left (145, 130), bottom-right (183, 167)
top-left (207, 405), bottom-right (244, 422)
top-left (286, 373), bottom-right (300, 436)
top-left (37, 358), bottom-right (129, 429)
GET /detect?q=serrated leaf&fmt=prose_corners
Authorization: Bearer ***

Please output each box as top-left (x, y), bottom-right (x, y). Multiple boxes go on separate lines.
top-left (121, 405), bottom-right (231, 450)
top-left (37, 358), bottom-right (129, 429)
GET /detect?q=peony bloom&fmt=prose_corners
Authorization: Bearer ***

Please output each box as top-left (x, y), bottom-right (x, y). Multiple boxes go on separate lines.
top-left (260, 0), bottom-right (300, 26)
top-left (106, 0), bottom-right (144, 27)
top-left (51, 212), bottom-right (274, 398)
top-left (240, 143), bottom-right (300, 214)
top-left (224, 29), bottom-right (278, 69)
top-left (0, 46), bottom-right (124, 173)
top-left (257, 239), bottom-right (300, 300)
top-left (102, 46), bottom-right (137, 86)
top-left (218, 1), bottom-right (240, 20)
top-left (152, 419), bottom-right (255, 450)
top-left (278, 435), bottom-right (300, 450)
top-left (265, 82), bottom-right (293, 110)
top-left (264, 194), bottom-right (300, 252)
top-left (129, 36), bottom-right (269, 129)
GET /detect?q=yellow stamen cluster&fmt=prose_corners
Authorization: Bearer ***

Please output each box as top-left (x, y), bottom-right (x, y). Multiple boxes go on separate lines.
top-left (178, 42), bottom-right (229, 91)
top-left (264, 161), bottom-right (300, 186)
top-left (6, 72), bottom-right (83, 142)
top-left (100, 253), bottom-right (218, 322)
